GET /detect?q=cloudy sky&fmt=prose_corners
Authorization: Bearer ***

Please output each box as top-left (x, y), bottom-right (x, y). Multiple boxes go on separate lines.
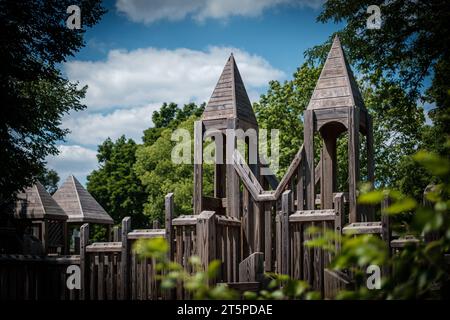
top-left (47, 0), bottom-right (341, 185)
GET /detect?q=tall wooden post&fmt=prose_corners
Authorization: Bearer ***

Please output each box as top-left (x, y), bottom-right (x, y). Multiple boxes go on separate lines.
top-left (214, 133), bottom-right (226, 198)
top-left (196, 211), bottom-right (216, 271)
top-left (226, 119), bottom-right (240, 218)
top-left (165, 193), bottom-right (174, 260)
top-left (120, 217), bottom-right (131, 300)
top-left (304, 110), bottom-right (315, 210)
top-left (320, 129), bottom-right (337, 210)
top-left (280, 190), bottom-right (293, 275)
top-left (194, 121), bottom-right (203, 215)
top-left (79, 223), bottom-right (89, 300)
top-left (348, 106), bottom-right (360, 223)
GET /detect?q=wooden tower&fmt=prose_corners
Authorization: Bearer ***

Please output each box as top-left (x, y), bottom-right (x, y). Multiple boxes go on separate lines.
top-left (13, 181), bottom-right (68, 254)
top-left (53, 175), bottom-right (113, 252)
top-left (304, 36), bottom-right (374, 222)
top-left (193, 54), bottom-right (261, 253)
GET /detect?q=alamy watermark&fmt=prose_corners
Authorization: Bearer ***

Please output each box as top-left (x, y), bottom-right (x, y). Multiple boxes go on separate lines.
top-left (366, 264), bottom-right (381, 289)
top-left (66, 5), bottom-right (81, 30)
top-left (171, 127), bottom-right (280, 175)
top-left (367, 5), bottom-right (382, 30)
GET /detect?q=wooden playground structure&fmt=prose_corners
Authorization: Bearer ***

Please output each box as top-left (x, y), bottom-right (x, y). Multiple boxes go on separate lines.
top-left (0, 36), bottom-right (401, 300)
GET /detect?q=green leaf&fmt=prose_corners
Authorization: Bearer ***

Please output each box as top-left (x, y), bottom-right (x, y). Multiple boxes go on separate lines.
top-left (413, 151), bottom-right (450, 177)
top-left (384, 197), bottom-right (417, 214)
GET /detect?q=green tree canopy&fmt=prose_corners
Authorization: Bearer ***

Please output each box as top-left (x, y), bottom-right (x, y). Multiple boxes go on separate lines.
top-left (87, 136), bottom-right (147, 227)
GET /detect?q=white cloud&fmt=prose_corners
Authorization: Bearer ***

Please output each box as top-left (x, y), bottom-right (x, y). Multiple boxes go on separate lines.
top-left (46, 145), bottom-right (98, 185)
top-left (65, 46), bottom-right (284, 111)
top-left (116, 0), bottom-right (323, 24)
top-left (62, 104), bottom-right (159, 146)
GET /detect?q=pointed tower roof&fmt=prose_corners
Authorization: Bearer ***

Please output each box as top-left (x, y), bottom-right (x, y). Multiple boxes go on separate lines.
top-left (202, 54), bottom-right (257, 125)
top-left (307, 36), bottom-right (365, 110)
top-left (14, 181), bottom-right (67, 220)
top-left (53, 175), bottom-right (113, 225)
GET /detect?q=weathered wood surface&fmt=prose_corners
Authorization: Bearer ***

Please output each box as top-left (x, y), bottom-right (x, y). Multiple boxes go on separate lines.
top-left (324, 268), bottom-right (353, 299)
top-left (0, 254), bottom-right (81, 300)
top-left (238, 252), bottom-right (264, 283)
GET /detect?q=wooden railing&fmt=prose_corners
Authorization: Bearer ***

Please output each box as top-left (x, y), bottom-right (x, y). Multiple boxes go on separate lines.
top-left (275, 190), bottom-right (345, 294)
top-left (0, 254), bottom-right (80, 300)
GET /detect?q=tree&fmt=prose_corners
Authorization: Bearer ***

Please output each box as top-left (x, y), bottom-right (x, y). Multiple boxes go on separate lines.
top-left (143, 102), bottom-right (205, 145)
top-left (87, 136), bottom-right (147, 227)
top-left (253, 63), bottom-right (320, 177)
top-left (36, 167), bottom-right (60, 195)
top-left (0, 0), bottom-right (105, 205)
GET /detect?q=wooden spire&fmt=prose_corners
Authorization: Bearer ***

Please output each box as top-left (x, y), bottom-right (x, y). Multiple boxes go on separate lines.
top-left (202, 54), bottom-right (257, 125)
top-left (14, 181), bottom-right (67, 220)
top-left (53, 175), bottom-right (113, 224)
top-left (307, 36), bottom-right (365, 110)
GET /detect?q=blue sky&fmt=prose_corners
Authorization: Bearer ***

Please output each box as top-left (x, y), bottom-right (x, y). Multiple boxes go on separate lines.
top-left (47, 0), bottom-right (342, 185)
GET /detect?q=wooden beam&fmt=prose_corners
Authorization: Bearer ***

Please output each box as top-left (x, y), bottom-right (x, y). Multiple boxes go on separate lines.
top-left (165, 193), bottom-right (174, 260)
top-left (226, 119), bottom-right (240, 218)
top-left (289, 209), bottom-right (336, 222)
top-left (194, 121), bottom-right (204, 215)
top-left (196, 211), bottom-right (216, 271)
top-left (304, 110), bottom-right (315, 210)
top-left (239, 252), bottom-right (264, 282)
top-left (348, 106), bottom-right (360, 222)
top-left (264, 202), bottom-right (273, 272)
top-left (280, 190), bottom-right (293, 275)
top-left (79, 223), bottom-right (89, 300)
top-left (120, 217), bottom-right (131, 300)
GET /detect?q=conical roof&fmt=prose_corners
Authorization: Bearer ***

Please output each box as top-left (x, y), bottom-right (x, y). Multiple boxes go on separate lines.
top-left (52, 175), bottom-right (113, 224)
top-left (202, 54), bottom-right (257, 125)
top-left (14, 181), bottom-right (67, 220)
top-left (307, 36), bottom-right (365, 110)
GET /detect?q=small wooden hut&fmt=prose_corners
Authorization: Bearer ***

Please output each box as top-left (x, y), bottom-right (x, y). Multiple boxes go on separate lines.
top-left (52, 175), bottom-right (113, 252)
top-left (13, 181), bottom-right (68, 254)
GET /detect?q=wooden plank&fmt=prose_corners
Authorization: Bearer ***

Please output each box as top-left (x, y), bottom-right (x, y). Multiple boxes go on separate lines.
top-left (280, 190), bottom-right (292, 275)
top-left (274, 145), bottom-right (304, 199)
top-left (172, 215), bottom-right (198, 226)
top-left (264, 202), bottom-right (273, 272)
top-left (333, 193), bottom-right (345, 253)
top-left (343, 222), bottom-right (382, 235)
top-left (196, 211), bottom-right (216, 271)
top-left (304, 110), bottom-right (315, 210)
top-left (164, 192), bottom-right (174, 297)
top-left (216, 215), bottom-right (241, 227)
top-left (79, 223), bottom-right (89, 300)
top-left (348, 106), bottom-right (360, 222)
top-left (313, 221), bottom-right (323, 293)
top-left (194, 121), bottom-right (204, 215)
top-left (97, 253), bottom-right (104, 300)
top-left (86, 242), bottom-right (122, 252)
top-left (324, 268), bottom-right (353, 299)
top-left (226, 118), bottom-right (240, 218)
top-left (289, 210), bottom-right (336, 222)
top-left (127, 229), bottom-right (165, 239)
top-left (302, 221), bottom-right (313, 286)
top-left (120, 217), bottom-right (131, 300)
top-left (238, 252), bottom-right (264, 282)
